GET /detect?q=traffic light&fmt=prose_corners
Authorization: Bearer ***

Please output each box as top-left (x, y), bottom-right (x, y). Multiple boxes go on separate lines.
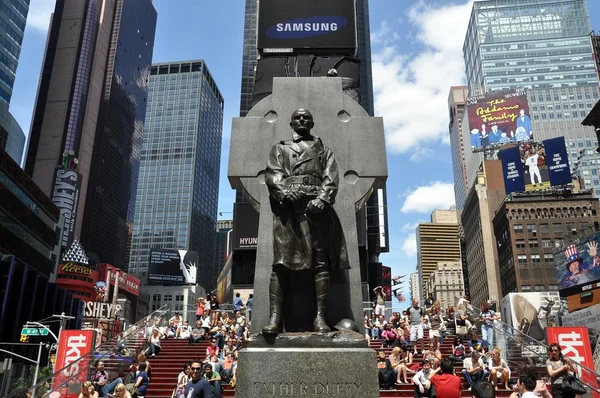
top-left (20, 334), bottom-right (29, 343)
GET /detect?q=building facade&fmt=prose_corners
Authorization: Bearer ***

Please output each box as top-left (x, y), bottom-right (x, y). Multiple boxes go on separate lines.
top-left (0, 147), bottom-right (80, 361)
top-left (416, 209), bottom-right (461, 297)
top-left (129, 61), bottom-right (224, 292)
top-left (461, 160), bottom-right (507, 306)
top-left (25, 0), bottom-right (157, 268)
top-left (144, 284), bottom-right (205, 321)
top-left (426, 262), bottom-right (465, 308)
top-left (448, 86), bottom-right (469, 211)
top-left (0, 0), bottom-right (30, 164)
top-left (409, 271), bottom-right (422, 304)
top-left (493, 191), bottom-right (600, 296)
top-left (215, 219), bottom-right (233, 283)
top-left (463, 0), bottom-right (596, 94)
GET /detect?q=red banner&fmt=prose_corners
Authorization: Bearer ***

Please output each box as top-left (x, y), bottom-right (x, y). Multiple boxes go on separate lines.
top-left (52, 330), bottom-right (95, 397)
top-left (547, 327), bottom-right (599, 397)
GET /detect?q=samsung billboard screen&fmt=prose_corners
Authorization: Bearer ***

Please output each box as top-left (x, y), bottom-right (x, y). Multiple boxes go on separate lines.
top-left (257, 0), bottom-right (356, 52)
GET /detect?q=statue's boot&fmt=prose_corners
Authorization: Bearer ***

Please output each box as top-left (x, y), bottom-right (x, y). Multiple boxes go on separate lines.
top-left (262, 271), bottom-right (284, 335)
top-left (313, 271), bottom-right (331, 333)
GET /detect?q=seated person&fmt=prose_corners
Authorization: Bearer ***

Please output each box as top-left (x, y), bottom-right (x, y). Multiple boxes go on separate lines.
top-left (398, 321), bottom-right (411, 348)
top-left (147, 328), bottom-right (163, 357)
top-left (412, 361), bottom-right (434, 398)
top-left (462, 351), bottom-right (488, 388)
top-left (376, 349), bottom-right (397, 390)
top-left (223, 339), bottom-right (237, 358)
top-left (205, 354), bottom-right (223, 374)
top-left (179, 320), bottom-right (192, 339)
top-left (79, 381), bottom-right (99, 398)
top-left (428, 358), bottom-right (462, 398)
top-left (166, 320), bottom-right (178, 338)
top-left (91, 361), bottom-right (123, 397)
top-left (449, 337), bottom-right (466, 362)
top-left (488, 348), bottom-right (510, 390)
top-left (189, 320), bottom-right (206, 344)
top-left (422, 343), bottom-right (442, 369)
top-left (382, 323), bottom-right (400, 348)
top-left (205, 339), bottom-right (220, 361)
top-left (221, 353), bottom-right (237, 381)
top-left (202, 363), bottom-right (222, 398)
top-left (468, 331), bottom-right (487, 355)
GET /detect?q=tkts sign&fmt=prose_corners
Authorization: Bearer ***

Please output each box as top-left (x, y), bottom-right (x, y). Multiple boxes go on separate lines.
top-left (52, 330), bottom-right (95, 397)
top-left (547, 327), bottom-right (599, 397)
top-left (51, 168), bottom-right (81, 248)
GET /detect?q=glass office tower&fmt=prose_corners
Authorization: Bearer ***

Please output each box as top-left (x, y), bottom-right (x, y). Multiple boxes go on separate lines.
top-left (0, 0), bottom-right (29, 163)
top-left (463, 0), bottom-right (596, 94)
top-left (129, 61), bottom-right (224, 291)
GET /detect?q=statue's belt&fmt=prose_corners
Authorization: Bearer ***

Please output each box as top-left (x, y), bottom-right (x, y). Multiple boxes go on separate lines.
top-left (284, 175), bottom-right (322, 186)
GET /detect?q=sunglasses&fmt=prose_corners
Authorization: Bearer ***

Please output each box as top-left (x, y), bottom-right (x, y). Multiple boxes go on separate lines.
top-left (191, 366), bottom-right (202, 371)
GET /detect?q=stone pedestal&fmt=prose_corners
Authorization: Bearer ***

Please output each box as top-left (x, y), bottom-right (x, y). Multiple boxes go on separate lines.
top-left (235, 345), bottom-right (379, 398)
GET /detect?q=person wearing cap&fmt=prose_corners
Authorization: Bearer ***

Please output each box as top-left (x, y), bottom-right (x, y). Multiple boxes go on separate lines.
top-left (561, 242), bottom-right (600, 288)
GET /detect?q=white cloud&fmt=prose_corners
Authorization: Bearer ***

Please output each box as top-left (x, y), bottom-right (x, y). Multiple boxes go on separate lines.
top-left (401, 232), bottom-right (418, 257)
top-left (401, 181), bottom-right (455, 213)
top-left (371, 20), bottom-right (400, 46)
top-left (372, 0), bottom-right (474, 153)
top-left (27, 0), bottom-right (56, 32)
top-left (400, 222), bottom-right (419, 233)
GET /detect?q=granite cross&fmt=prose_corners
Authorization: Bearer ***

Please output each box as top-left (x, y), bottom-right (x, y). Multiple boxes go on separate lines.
top-left (228, 77), bottom-right (387, 334)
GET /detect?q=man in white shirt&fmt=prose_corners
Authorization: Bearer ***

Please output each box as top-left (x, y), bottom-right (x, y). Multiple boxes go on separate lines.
top-left (462, 351), bottom-right (488, 388)
top-left (412, 361), bottom-right (434, 397)
top-left (525, 149), bottom-right (542, 186)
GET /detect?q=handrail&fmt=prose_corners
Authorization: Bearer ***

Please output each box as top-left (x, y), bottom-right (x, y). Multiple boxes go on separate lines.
top-left (26, 304), bottom-right (172, 396)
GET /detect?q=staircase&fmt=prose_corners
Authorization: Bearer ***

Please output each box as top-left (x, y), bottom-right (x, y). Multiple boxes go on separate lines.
top-left (145, 330), bottom-right (519, 398)
top-left (146, 339), bottom-right (235, 398)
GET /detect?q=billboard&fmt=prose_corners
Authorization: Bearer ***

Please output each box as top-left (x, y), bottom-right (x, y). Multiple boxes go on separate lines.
top-left (52, 330), bottom-right (95, 397)
top-left (500, 292), bottom-right (560, 356)
top-left (561, 303), bottom-right (600, 373)
top-left (500, 136), bottom-right (571, 195)
top-left (554, 232), bottom-right (600, 297)
top-left (547, 327), bottom-right (598, 396)
top-left (233, 202), bottom-right (259, 251)
top-left (467, 89), bottom-right (531, 151)
top-left (257, 0), bottom-right (356, 52)
top-left (51, 168), bottom-right (82, 248)
top-left (148, 249), bottom-right (198, 285)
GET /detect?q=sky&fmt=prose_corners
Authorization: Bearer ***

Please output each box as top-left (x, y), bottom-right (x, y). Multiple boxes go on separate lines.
top-left (12, 0), bottom-right (600, 299)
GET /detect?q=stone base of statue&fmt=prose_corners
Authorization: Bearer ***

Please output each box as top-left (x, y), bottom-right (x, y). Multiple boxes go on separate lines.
top-left (235, 332), bottom-right (379, 398)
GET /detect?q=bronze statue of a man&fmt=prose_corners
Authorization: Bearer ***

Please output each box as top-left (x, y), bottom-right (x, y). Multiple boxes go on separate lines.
top-left (263, 109), bottom-right (349, 335)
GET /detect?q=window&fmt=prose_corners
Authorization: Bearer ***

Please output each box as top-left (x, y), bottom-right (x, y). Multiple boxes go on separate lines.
top-left (153, 294), bottom-right (161, 302)
top-left (531, 254), bottom-right (541, 263)
top-left (553, 223), bottom-right (563, 234)
top-left (529, 240), bottom-right (539, 248)
top-left (164, 295), bottom-right (173, 301)
top-left (542, 239), bottom-right (551, 248)
top-left (548, 285), bottom-right (558, 291)
top-left (514, 224), bottom-right (523, 233)
top-left (535, 285), bottom-right (545, 291)
top-left (539, 224), bottom-right (549, 234)
top-left (518, 255), bottom-right (528, 264)
top-left (527, 224), bottom-right (537, 234)
top-left (516, 239), bottom-right (525, 248)
top-left (522, 285), bottom-right (531, 291)
top-left (544, 254), bottom-right (554, 262)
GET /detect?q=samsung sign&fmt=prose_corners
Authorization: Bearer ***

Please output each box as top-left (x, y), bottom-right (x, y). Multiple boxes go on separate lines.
top-left (258, 0), bottom-right (356, 52)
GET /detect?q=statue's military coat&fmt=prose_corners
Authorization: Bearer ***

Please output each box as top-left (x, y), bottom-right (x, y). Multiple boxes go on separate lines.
top-left (265, 133), bottom-right (349, 271)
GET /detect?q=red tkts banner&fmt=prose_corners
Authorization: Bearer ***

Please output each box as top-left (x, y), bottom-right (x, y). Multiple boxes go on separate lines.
top-left (547, 327), bottom-right (599, 397)
top-left (52, 330), bottom-right (95, 397)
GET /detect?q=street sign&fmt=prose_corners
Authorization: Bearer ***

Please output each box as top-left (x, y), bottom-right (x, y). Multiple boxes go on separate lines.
top-left (21, 327), bottom-right (49, 336)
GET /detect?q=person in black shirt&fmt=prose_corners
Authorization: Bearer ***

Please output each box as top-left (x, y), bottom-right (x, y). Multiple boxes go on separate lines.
top-left (377, 349), bottom-right (397, 390)
top-left (183, 360), bottom-right (213, 398)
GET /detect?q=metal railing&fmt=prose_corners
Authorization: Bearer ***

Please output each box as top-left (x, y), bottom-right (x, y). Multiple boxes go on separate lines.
top-left (27, 305), bottom-right (172, 397)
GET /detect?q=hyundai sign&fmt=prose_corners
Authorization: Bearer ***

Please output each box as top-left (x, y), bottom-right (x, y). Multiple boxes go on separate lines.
top-left (258, 0), bottom-right (356, 52)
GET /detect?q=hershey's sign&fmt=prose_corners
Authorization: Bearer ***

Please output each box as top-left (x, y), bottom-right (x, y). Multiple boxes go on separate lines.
top-left (83, 302), bottom-right (122, 319)
top-left (51, 168), bottom-right (81, 248)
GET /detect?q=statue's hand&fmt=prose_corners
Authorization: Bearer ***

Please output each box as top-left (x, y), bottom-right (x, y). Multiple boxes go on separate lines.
top-left (306, 199), bottom-right (326, 214)
top-left (283, 190), bottom-right (303, 204)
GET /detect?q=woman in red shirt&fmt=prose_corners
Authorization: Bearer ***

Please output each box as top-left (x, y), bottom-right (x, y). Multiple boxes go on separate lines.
top-left (205, 338), bottom-right (219, 361)
top-left (428, 358), bottom-right (462, 398)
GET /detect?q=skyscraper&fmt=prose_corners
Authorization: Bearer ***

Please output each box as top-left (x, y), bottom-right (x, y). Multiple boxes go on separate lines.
top-left (463, 0), bottom-right (596, 94)
top-left (0, 0), bottom-right (29, 163)
top-left (129, 61), bottom-right (224, 291)
top-left (448, 86), bottom-right (469, 211)
top-left (416, 209), bottom-right (461, 297)
top-left (25, 0), bottom-right (157, 267)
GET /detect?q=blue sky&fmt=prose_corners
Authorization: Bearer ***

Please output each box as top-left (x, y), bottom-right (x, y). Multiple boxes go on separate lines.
top-left (13, 0), bottom-right (600, 298)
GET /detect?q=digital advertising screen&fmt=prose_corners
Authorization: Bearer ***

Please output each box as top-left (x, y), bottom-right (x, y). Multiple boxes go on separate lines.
top-left (257, 0), bottom-right (356, 52)
top-left (554, 232), bottom-right (600, 297)
top-left (500, 136), bottom-right (571, 195)
top-left (466, 89), bottom-right (531, 151)
top-left (148, 249), bottom-right (198, 285)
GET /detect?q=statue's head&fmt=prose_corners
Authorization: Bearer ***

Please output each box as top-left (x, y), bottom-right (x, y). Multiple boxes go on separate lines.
top-left (290, 109), bottom-right (314, 135)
